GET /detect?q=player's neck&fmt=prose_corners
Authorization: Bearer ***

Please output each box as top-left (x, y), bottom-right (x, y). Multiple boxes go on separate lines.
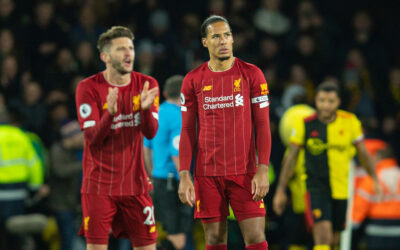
top-left (208, 57), bottom-right (235, 72)
top-left (318, 112), bottom-right (337, 124)
top-left (166, 98), bottom-right (180, 106)
top-left (103, 69), bottom-right (131, 86)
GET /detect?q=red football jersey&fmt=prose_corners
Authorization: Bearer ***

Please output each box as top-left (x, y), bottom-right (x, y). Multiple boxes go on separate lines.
top-left (75, 71), bottom-right (159, 195)
top-left (179, 58), bottom-right (271, 176)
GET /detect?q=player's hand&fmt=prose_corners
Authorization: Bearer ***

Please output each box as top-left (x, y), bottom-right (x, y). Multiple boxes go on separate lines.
top-left (373, 180), bottom-right (384, 202)
top-left (178, 171), bottom-right (195, 207)
top-left (140, 81), bottom-right (159, 110)
top-left (273, 188), bottom-right (287, 216)
top-left (107, 87), bottom-right (118, 115)
top-left (251, 164), bottom-right (270, 202)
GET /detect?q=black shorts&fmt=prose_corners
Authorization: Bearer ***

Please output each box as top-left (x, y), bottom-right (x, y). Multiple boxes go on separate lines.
top-left (153, 178), bottom-right (193, 235)
top-left (307, 190), bottom-right (347, 232)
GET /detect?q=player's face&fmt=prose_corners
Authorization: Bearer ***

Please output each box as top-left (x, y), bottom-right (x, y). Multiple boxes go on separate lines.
top-left (107, 37), bottom-right (135, 74)
top-left (315, 91), bottom-right (340, 120)
top-left (202, 21), bottom-right (233, 61)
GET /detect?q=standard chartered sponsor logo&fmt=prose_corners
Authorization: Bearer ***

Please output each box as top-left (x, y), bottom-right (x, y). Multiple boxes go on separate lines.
top-left (235, 94), bottom-right (243, 106)
top-left (113, 113), bottom-right (134, 122)
top-left (203, 94), bottom-right (243, 110)
top-left (111, 121), bottom-right (134, 129)
top-left (110, 112), bottom-right (140, 129)
top-left (134, 113), bottom-right (141, 126)
top-left (204, 95), bottom-right (233, 103)
top-left (203, 102), bottom-right (234, 110)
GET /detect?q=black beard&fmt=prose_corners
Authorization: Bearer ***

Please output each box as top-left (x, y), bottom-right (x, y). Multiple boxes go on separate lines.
top-left (218, 56), bottom-right (231, 61)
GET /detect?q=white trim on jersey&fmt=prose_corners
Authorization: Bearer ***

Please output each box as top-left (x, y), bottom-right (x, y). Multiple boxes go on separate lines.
top-left (353, 134), bottom-right (364, 144)
top-left (83, 120), bottom-right (96, 128)
top-left (260, 102), bottom-right (269, 108)
top-left (251, 95), bottom-right (269, 104)
top-left (152, 112), bottom-right (159, 120)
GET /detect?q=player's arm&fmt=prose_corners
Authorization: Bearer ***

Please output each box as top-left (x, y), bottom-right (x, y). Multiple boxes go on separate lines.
top-left (273, 143), bottom-right (301, 215)
top-left (273, 115), bottom-right (305, 215)
top-left (143, 138), bottom-right (153, 177)
top-left (352, 115), bottom-right (382, 198)
top-left (355, 141), bottom-right (377, 182)
top-left (354, 141), bottom-right (382, 199)
top-left (249, 68), bottom-right (272, 201)
top-left (140, 80), bottom-right (159, 139)
top-left (276, 143), bottom-right (301, 191)
top-left (75, 83), bottom-right (116, 146)
top-left (178, 76), bottom-right (196, 207)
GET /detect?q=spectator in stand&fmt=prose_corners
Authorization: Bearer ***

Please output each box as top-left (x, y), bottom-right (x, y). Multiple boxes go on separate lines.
top-left (0, 55), bottom-right (20, 101)
top-left (292, 34), bottom-right (323, 82)
top-left (24, 1), bottom-right (67, 79)
top-left (49, 120), bottom-right (84, 250)
top-left (9, 81), bottom-right (47, 139)
top-left (45, 48), bottom-right (78, 92)
top-left (253, 0), bottom-right (290, 37)
top-left (69, 4), bottom-right (105, 48)
top-left (0, 0), bottom-right (21, 34)
top-left (284, 64), bottom-right (315, 106)
top-left (75, 41), bottom-right (102, 76)
top-left (347, 11), bottom-right (388, 84)
top-left (342, 48), bottom-right (377, 125)
top-left (0, 29), bottom-right (19, 64)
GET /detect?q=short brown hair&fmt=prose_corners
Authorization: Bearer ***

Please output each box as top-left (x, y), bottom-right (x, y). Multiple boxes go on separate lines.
top-left (164, 75), bottom-right (184, 98)
top-left (97, 26), bottom-right (134, 52)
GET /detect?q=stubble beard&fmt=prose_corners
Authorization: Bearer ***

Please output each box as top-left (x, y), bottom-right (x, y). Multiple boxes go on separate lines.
top-left (218, 56), bottom-right (231, 61)
top-left (110, 57), bottom-right (132, 75)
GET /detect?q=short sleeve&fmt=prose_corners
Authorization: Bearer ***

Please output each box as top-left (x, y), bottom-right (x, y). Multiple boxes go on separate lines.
top-left (351, 115), bottom-right (364, 144)
top-left (290, 118), bottom-right (305, 146)
top-left (75, 82), bottom-right (100, 130)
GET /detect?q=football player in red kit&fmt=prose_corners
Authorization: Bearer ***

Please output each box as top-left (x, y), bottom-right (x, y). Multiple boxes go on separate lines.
top-left (75, 26), bottom-right (159, 250)
top-left (178, 16), bottom-right (271, 250)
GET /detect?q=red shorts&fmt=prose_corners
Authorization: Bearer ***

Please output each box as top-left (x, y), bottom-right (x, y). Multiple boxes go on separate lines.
top-left (194, 173), bottom-right (266, 223)
top-left (78, 193), bottom-right (157, 247)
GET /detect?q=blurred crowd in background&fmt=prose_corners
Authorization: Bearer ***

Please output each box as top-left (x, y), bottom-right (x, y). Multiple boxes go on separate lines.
top-left (0, 0), bottom-right (399, 249)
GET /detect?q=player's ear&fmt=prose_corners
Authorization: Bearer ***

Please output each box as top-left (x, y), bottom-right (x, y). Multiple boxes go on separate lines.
top-left (202, 38), bottom-right (208, 48)
top-left (100, 52), bottom-right (109, 64)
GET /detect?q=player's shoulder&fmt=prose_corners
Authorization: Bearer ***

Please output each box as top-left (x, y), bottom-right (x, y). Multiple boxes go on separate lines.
top-left (132, 71), bottom-right (157, 82)
top-left (185, 62), bottom-right (208, 79)
top-left (77, 72), bottom-right (103, 90)
top-left (303, 112), bottom-right (318, 123)
top-left (235, 58), bottom-right (262, 73)
top-left (337, 109), bottom-right (357, 120)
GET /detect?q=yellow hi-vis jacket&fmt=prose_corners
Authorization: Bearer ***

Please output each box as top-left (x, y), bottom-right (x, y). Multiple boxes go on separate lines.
top-left (0, 125), bottom-right (43, 200)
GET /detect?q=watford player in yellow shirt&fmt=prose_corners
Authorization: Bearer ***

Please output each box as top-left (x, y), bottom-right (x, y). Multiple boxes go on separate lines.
top-left (273, 82), bottom-right (383, 250)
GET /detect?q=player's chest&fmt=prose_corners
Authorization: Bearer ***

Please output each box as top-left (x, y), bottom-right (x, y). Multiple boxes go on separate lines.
top-left (194, 75), bottom-right (250, 111)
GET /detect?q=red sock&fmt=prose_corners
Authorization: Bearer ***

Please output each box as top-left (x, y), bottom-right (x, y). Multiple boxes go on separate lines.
top-left (206, 244), bottom-right (227, 250)
top-left (246, 241), bottom-right (268, 250)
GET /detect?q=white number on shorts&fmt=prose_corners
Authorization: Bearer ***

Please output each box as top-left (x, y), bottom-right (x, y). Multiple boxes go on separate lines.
top-left (143, 206), bottom-right (155, 225)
